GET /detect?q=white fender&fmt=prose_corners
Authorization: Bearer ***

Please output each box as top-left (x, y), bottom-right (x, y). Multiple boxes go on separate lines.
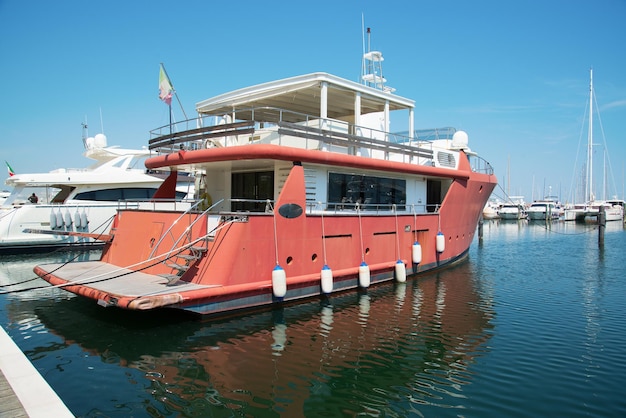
top-left (436, 231), bottom-right (445, 253)
top-left (64, 210), bottom-right (72, 227)
top-left (321, 264), bottom-right (333, 294)
top-left (81, 211), bottom-right (88, 228)
top-left (395, 260), bottom-right (406, 283)
top-left (74, 211), bottom-right (82, 228)
top-left (412, 241), bottom-right (422, 264)
top-left (272, 265), bottom-right (287, 298)
top-left (358, 261), bottom-right (370, 288)
top-left (56, 210), bottom-right (64, 228)
top-left (49, 210), bottom-right (57, 229)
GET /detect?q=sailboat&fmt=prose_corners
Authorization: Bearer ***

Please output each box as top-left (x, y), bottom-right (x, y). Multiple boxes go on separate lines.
top-left (564, 69), bottom-right (624, 222)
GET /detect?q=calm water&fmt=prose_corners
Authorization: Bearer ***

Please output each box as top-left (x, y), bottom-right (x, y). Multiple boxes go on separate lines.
top-left (1, 220), bottom-right (626, 417)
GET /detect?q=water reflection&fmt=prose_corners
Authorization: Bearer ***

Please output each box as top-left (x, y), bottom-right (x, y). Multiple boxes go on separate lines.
top-left (0, 251), bottom-right (99, 298)
top-left (481, 219), bottom-right (626, 253)
top-left (0, 251), bottom-right (101, 333)
top-left (17, 258), bottom-right (495, 416)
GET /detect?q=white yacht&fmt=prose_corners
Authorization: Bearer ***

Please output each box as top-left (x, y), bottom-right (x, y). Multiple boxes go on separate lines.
top-left (497, 203), bottom-right (527, 220)
top-left (564, 200), bottom-right (624, 222)
top-left (482, 199), bottom-right (501, 220)
top-left (1, 132), bottom-right (194, 253)
top-left (497, 196), bottom-right (526, 220)
top-left (526, 199), bottom-right (563, 221)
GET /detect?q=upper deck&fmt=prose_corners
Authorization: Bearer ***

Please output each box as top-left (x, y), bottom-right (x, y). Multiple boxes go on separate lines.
top-left (147, 72), bottom-right (493, 175)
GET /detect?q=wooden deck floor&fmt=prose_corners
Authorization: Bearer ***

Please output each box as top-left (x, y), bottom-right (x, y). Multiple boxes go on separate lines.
top-left (39, 261), bottom-right (211, 296)
top-left (0, 367), bottom-right (28, 418)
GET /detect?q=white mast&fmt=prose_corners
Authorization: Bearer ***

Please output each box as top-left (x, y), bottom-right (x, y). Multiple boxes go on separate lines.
top-left (585, 68), bottom-right (595, 202)
top-left (603, 148), bottom-right (607, 200)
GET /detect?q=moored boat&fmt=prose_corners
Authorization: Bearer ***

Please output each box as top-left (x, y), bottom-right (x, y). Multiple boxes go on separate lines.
top-left (482, 199), bottom-right (500, 220)
top-left (497, 196), bottom-right (526, 220)
top-left (1, 129), bottom-right (193, 254)
top-left (606, 199), bottom-right (625, 222)
top-left (34, 47), bottom-right (497, 315)
top-left (564, 200), bottom-right (624, 222)
top-left (497, 204), bottom-right (527, 220)
top-left (526, 199), bottom-right (563, 221)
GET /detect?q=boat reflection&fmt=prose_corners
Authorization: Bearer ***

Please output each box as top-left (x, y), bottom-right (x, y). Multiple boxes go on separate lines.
top-left (33, 261), bottom-right (494, 415)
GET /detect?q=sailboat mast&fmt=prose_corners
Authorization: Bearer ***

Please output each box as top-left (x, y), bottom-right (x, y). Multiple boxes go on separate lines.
top-left (507, 154), bottom-right (511, 196)
top-left (587, 68), bottom-right (593, 202)
top-left (603, 149), bottom-right (606, 200)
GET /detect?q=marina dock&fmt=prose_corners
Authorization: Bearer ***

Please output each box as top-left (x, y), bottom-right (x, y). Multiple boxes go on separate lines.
top-left (0, 326), bottom-right (73, 417)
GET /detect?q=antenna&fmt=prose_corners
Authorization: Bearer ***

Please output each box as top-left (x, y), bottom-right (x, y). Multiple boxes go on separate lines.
top-left (360, 26), bottom-right (395, 92)
top-left (361, 14), bottom-right (366, 80)
top-left (81, 117), bottom-right (89, 149)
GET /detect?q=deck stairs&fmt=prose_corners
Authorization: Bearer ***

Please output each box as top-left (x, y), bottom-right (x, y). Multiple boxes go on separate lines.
top-left (160, 236), bottom-right (211, 286)
top-left (148, 208), bottom-right (223, 286)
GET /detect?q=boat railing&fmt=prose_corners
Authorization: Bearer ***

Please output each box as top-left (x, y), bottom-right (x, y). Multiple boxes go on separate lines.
top-left (147, 198), bottom-right (224, 261)
top-left (148, 120), bottom-right (256, 152)
top-left (148, 107), bottom-right (438, 164)
top-left (148, 109), bottom-right (495, 174)
top-left (116, 198), bottom-right (196, 212)
top-left (314, 201), bottom-right (438, 214)
top-left (182, 197), bottom-right (437, 215)
top-left (468, 154), bottom-right (494, 175)
top-left (276, 121), bottom-right (435, 163)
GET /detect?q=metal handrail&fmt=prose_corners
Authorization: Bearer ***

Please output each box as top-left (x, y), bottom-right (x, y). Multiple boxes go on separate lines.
top-left (148, 107), bottom-right (444, 155)
top-left (147, 199), bottom-right (224, 260)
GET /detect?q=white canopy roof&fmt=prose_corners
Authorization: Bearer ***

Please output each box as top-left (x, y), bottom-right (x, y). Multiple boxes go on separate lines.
top-left (195, 72), bottom-right (414, 123)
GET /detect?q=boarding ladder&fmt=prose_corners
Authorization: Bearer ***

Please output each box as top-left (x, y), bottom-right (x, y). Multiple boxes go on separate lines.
top-left (148, 200), bottom-right (223, 286)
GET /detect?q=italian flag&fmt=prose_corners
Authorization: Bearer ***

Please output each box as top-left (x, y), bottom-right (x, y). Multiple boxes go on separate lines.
top-left (159, 64), bottom-right (173, 106)
top-left (6, 161), bottom-right (15, 177)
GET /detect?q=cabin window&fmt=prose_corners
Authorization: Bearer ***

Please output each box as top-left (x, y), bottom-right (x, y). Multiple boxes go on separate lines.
top-left (327, 172), bottom-right (406, 211)
top-left (231, 171), bottom-right (275, 212)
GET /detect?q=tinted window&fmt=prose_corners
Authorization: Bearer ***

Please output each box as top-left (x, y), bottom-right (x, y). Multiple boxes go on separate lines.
top-left (74, 188), bottom-right (159, 201)
top-left (328, 173), bottom-right (406, 210)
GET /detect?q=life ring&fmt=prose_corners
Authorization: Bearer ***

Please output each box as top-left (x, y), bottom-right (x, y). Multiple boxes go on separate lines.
top-left (198, 192), bottom-right (212, 211)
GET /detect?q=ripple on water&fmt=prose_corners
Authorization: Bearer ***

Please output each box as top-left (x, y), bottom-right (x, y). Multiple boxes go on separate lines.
top-left (2, 223), bottom-right (626, 417)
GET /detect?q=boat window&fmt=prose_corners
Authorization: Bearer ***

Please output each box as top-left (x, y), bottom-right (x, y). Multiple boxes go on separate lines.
top-left (231, 171), bottom-right (275, 212)
top-left (50, 186), bottom-right (73, 203)
top-left (74, 188), bottom-right (160, 201)
top-left (327, 172), bottom-right (406, 211)
top-left (3, 186), bottom-right (62, 205)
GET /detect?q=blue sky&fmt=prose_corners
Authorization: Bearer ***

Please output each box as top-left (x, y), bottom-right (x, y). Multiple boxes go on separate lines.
top-left (1, 0), bottom-right (625, 203)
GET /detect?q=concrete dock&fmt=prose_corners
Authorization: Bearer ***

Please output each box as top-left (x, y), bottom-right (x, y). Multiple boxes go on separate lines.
top-left (0, 326), bottom-right (73, 417)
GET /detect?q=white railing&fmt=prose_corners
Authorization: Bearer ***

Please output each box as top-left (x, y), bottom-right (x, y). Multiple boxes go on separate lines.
top-left (147, 106), bottom-right (493, 175)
